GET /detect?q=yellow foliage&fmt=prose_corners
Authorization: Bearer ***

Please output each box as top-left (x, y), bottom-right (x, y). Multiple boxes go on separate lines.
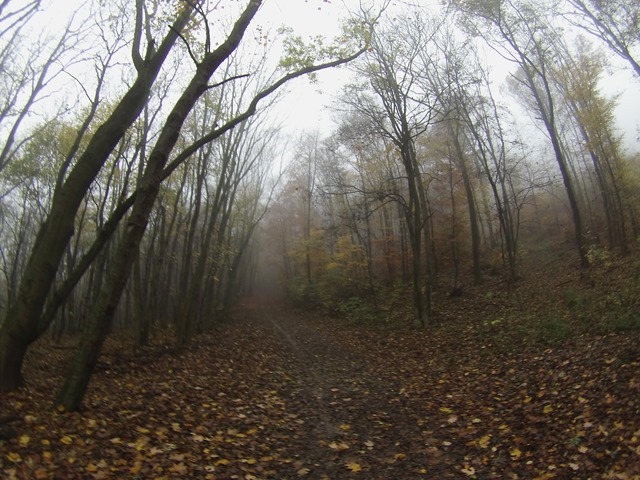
top-left (345, 461), bottom-right (362, 472)
top-left (510, 447), bottom-right (522, 459)
top-left (478, 434), bottom-right (491, 449)
top-left (6, 452), bottom-right (21, 463)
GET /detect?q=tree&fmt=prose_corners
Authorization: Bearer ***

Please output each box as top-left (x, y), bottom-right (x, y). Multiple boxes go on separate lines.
top-left (54, 1), bottom-right (371, 410)
top-left (342, 11), bottom-right (441, 325)
top-left (564, 0), bottom-right (640, 77)
top-left (552, 38), bottom-right (633, 252)
top-left (454, 51), bottom-right (524, 283)
top-left (419, 22), bottom-right (485, 285)
top-left (450, 0), bottom-right (590, 268)
top-left (0, 1), bottom-right (206, 391)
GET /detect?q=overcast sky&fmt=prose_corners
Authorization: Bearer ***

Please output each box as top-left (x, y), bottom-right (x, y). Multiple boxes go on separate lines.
top-left (27, 0), bottom-right (640, 152)
top-left (263, 1), bottom-right (640, 152)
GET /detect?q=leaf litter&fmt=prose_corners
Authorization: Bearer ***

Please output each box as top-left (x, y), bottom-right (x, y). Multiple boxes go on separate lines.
top-left (1, 290), bottom-right (639, 479)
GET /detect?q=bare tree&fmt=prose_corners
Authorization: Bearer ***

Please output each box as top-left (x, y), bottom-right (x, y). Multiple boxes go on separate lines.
top-left (564, 0), bottom-right (640, 77)
top-left (55, 1), bottom-right (371, 410)
top-left (342, 11), bottom-right (442, 325)
top-left (450, 0), bottom-right (590, 268)
top-left (0, 1), bottom-right (201, 392)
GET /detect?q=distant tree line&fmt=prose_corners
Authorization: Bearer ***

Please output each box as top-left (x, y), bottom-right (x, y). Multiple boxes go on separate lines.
top-left (261, 0), bottom-right (639, 325)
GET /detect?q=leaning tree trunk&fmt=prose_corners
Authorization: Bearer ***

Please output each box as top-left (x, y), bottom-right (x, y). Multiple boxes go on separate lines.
top-left (56, 0), bottom-right (264, 410)
top-left (0, 4), bottom-right (197, 392)
top-left (54, 0), bottom-right (371, 409)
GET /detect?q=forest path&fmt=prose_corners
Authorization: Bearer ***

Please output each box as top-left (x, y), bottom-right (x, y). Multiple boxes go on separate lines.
top-left (257, 307), bottom-right (461, 479)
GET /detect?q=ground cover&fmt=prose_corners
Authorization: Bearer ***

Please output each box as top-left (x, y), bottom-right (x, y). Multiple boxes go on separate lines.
top-left (1, 255), bottom-right (639, 479)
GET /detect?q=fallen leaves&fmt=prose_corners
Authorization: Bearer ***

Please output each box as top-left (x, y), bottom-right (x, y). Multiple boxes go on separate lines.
top-left (328, 441), bottom-right (349, 451)
top-left (1, 304), bottom-right (639, 479)
top-left (5, 452), bottom-right (21, 463)
top-left (345, 461), bottom-right (362, 472)
top-left (510, 447), bottom-right (522, 459)
top-left (477, 434), bottom-right (491, 449)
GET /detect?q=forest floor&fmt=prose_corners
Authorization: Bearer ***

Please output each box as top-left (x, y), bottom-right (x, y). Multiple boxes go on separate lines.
top-left (1, 254), bottom-right (640, 479)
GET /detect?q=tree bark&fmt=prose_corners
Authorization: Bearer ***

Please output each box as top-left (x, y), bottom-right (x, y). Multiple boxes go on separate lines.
top-left (0, 4), bottom-right (197, 392)
top-left (56, 0), bottom-right (264, 410)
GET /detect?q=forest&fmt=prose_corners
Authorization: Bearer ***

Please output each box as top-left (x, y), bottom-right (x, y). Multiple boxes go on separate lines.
top-left (1, 0), bottom-right (639, 478)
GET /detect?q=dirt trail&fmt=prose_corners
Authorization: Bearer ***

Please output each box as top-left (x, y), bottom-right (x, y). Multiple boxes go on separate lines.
top-left (256, 307), bottom-right (462, 479)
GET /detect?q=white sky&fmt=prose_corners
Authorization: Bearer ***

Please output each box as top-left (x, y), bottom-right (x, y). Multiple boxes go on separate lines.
top-left (257, 0), bottom-right (357, 135)
top-left (262, 1), bottom-right (640, 153)
top-left (18, 0), bottom-right (640, 151)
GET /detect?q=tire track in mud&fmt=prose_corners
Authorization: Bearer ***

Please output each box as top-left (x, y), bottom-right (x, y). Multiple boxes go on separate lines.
top-left (260, 309), bottom-right (462, 479)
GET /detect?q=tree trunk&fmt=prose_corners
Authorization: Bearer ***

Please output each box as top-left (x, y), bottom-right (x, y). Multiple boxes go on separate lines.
top-left (55, 1), bottom-right (266, 409)
top-left (0, 5), bottom-right (197, 392)
top-left (450, 123), bottom-right (482, 285)
top-left (0, 331), bottom-right (29, 389)
top-left (399, 139), bottom-right (429, 326)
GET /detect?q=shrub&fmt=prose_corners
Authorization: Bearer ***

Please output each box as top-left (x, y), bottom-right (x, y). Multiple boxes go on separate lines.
top-left (536, 315), bottom-right (572, 344)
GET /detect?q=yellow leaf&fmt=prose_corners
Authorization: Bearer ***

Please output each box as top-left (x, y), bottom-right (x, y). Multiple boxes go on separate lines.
top-left (394, 453), bottom-right (406, 460)
top-left (18, 434), bottom-right (30, 447)
top-left (543, 405), bottom-right (554, 414)
top-left (130, 462), bottom-right (142, 474)
top-left (61, 435), bottom-right (73, 445)
top-left (328, 441), bottom-right (349, 450)
top-left (345, 461), bottom-right (362, 472)
top-left (134, 437), bottom-right (148, 451)
top-left (6, 452), bottom-right (21, 463)
top-left (339, 424), bottom-right (351, 431)
top-left (439, 407), bottom-right (453, 414)
top-left (215, 459), bottom-right (230, 466)
top-left (297, 467), bottom-right (311, 476)
top-left (478, 435), bottom-right (491, 449)
top-left (136, 426), bottom-right (150, 434)
top-left (86, 462), bottom-right (98, 472)
top-left (510, 447), bottom-right (522, 459)
top-left (461, 465), bottom-right (476, 476)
